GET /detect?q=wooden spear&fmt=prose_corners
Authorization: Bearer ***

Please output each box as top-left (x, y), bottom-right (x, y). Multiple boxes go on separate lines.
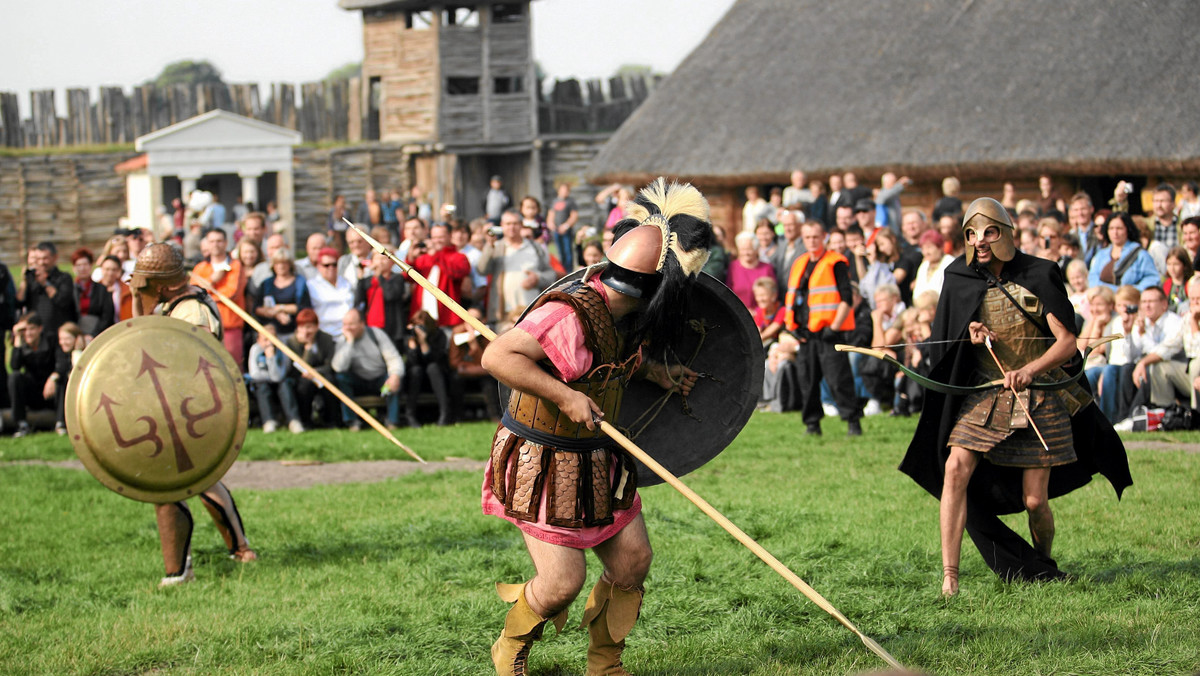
top-left (191, 274), bottom-right (426, 464)
top-left (345, 219), bottom-right (905, 669)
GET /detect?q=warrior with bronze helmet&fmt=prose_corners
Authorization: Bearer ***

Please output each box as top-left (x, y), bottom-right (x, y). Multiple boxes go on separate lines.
top-left (128, 243), bottom-right (257, 586)
top-left (480, 179), bottom-right (715, 675)
top-left (894, 198), bottom-right (1130, 596)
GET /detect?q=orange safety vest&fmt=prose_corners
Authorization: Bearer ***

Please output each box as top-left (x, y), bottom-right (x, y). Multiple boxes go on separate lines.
top-left (784, 250), bottom-right (854, 333)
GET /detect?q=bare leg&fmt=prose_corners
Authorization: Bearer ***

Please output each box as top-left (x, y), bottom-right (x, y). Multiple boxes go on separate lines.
top-left (155, 501), bottom-right (193, 576)
top-left (199, 481), bottom-right (256, 561)
top-left (592, 514), bottom-right (653, 589)
top-left (520, 531), bottom-right (588, 617)
top-left (1022, 467), bottom-right (1054, 557)
top-left (939, 446), bottom-right (979, 596)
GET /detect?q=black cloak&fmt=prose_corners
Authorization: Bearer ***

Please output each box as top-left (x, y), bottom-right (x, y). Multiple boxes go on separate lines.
top-left (899, 252), bottom-right (1132, 581)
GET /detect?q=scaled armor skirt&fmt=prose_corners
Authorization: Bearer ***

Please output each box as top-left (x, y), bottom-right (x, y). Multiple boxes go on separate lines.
top-left (948, 388), bottom-right (1077, 467)
top-left (481, 426), bottom-right (641, 549)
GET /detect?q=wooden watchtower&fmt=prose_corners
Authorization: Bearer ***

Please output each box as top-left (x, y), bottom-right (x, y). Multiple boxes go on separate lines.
top-left (339, 0), bottom-right (541, 218)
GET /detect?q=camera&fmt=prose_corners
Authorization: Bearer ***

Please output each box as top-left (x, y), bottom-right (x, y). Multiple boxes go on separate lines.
top-left (445, 204), bottom-right (456, 213)
top-left (487, 225), bottom-right (504, 238)
top-left (1122, 182), bottom-right (1134, 194)
top-left (1125, 304), bottom-right (1138, 314)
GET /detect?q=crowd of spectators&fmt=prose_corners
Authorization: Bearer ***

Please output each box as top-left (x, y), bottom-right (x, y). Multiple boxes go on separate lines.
top-left (742, 171), bottom-right (1200, 430)
top-left (7, 173), bottom-right (1200, 438)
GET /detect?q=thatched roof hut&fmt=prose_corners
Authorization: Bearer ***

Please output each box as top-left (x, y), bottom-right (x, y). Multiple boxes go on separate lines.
top-left (588, 0), bottom-right (1200, 189)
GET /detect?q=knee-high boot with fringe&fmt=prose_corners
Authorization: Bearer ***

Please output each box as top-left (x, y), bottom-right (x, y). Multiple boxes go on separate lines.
top-left (580, 578), bottom-right (644, 676)
top-left (491, 581), bottom-right (567, 676)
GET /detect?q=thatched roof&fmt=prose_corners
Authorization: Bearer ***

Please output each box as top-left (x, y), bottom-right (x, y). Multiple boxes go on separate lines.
top-left (588, 0), bottom-right (1200, 187)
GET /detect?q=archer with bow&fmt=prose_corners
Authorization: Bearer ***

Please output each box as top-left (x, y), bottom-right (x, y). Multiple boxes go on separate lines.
top-left (893, 197), bottom-right (1131, 596)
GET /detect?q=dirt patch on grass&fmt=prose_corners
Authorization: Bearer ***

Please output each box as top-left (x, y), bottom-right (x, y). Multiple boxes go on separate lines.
top-left (8, 458), bottom-right (484, 491)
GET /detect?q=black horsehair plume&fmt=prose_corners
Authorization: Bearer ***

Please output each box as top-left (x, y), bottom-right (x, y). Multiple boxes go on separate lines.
top-left (612, 178), bottom-right (715, 356)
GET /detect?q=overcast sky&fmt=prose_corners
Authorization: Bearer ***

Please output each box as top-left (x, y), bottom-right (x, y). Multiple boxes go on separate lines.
top-left (1, 0), bottom-right (737, 118)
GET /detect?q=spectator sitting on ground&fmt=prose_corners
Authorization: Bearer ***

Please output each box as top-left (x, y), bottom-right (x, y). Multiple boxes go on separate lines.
top-left (248, 325), bottom-right (304, 434)
top-left (47, 321), bottom-right (83, 436)
top-left (727, 231), bottom-right (775, 309)
top-left (1088, 212), bottom-right (1160, 291)
top-left (332, 308), bottom-right (404, 431)
top-left (404, 309), bottom-right (452, 427)
top-left (71, 248), bottom-right (114, 343)
top-left (1079, 286), bottom-right (1117, 394)
top-left (1125, 286), bottom-right (1185, 418)
top-left (448, 307), bottom-right (500, 421)
top-left (286, 309), bottom-right (338, 428)
top-left (307, 246), bottom-right (355, 341)
top-left (7, 313), bottom-right (55, 438)
top-left (1094, 285), bottom-right (1141, 422)
top-left (751, 277), bottom-right (784, 345)
top-left (255, 248), bottom-right (310, 338)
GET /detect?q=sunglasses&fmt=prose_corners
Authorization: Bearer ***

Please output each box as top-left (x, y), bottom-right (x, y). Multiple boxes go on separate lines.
top-left (319, 262), bottom-right (337, 268)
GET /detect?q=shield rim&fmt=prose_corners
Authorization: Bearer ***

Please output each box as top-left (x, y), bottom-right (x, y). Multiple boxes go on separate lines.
top-left (499, 266), bottom-right (764, 486)
top-left (65, 315), bottom-right (249, 503)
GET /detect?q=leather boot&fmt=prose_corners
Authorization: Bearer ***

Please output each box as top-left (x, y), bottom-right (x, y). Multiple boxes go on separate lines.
top-left (581, 578), bottom-right (644, 676)
top-left (491, 581), bottom-right (566, 676)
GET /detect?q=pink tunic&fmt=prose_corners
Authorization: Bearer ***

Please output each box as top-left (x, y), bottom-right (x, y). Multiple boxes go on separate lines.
top-left (481, 277), bottom-right (642, 548)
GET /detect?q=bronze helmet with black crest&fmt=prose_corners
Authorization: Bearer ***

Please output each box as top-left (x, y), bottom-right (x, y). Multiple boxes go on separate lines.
top-left (601, 177), bottom-right (715, 354)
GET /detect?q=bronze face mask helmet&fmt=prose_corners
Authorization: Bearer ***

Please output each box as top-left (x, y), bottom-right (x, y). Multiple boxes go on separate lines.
top-left (962, 197), bottom-right (1016, 264)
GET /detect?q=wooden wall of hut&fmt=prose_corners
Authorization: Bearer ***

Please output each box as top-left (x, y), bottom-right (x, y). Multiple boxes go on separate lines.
top-left (0, 79), bottom-right (364, 149)
top-left (289, 145), bottom-right (412, 245)
top-left (538, 135), bottom-right (613, 230)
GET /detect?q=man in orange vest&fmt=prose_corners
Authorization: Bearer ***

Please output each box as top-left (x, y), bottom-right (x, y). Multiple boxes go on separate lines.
top-left (784, 222), bottom-right (862, 435)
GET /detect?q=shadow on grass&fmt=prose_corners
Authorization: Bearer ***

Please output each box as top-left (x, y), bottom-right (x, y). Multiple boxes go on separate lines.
top-left (1074, 556), bottom-right (1200, 583)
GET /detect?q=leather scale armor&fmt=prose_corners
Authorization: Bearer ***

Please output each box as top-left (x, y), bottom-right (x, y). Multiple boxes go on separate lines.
top-left (492, 278), bottom-right (642, 528)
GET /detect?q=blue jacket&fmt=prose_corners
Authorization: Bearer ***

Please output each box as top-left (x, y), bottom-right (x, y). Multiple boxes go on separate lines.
top-left (1087, 244), bottom-right (1160, 291)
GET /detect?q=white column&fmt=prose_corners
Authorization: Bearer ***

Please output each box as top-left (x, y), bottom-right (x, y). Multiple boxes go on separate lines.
top-left (276, 169), bottom-right (296, 250)
top-left (180, 176), bottom-right (198, 198)
top-left (239, 171), bottom-right (262, 210)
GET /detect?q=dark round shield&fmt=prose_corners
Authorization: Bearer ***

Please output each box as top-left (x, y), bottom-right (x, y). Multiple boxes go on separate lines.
top-left (65, 315), bottom-right (250, 503)
top-left (501, 267), bottom-right (763, 486)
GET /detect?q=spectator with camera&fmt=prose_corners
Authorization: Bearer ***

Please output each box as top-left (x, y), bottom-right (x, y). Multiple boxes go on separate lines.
top-left (406, 223), bottom-right (471, 328)
top-left (332, 308), bottom-right (404, 431)
top-left (18, 242), bottom-right (77, 338)
top-left (248, 325), bottom-right (304, 434)
top-left (7, 313), bottom-right (56, 437)
top-left (477, 209), bottom-right (558, 327)
top-left (339, 228), bottom-right (375, 286)
top-left (285, 309), bottom-right (338, 428)
top-left (354, 244), bottom-right (409, 363)
top-left (403, 310), bottom-right (452, 427)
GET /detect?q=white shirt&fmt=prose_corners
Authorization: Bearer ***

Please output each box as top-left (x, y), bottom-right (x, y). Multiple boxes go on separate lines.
top-left (913, 254), bottom-right (955, 300)
top-left (1128, 311), bottom-right (1184, 362)
top-left (307, 275), bottom-right (355, 339)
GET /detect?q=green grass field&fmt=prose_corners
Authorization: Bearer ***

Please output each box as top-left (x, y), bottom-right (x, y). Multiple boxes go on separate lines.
top-left (2, 414), bottom-right (1198, 675)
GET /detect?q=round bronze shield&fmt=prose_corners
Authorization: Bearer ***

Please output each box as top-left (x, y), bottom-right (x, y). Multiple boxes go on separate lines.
top-left (501, 267), bottom-right (764, 486)
top-left (65, 315), bottom-right (249, 503)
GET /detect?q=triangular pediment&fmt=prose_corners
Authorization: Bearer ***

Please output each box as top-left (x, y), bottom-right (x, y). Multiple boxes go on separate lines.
top-left (136, 109), bottom-right (301, 151)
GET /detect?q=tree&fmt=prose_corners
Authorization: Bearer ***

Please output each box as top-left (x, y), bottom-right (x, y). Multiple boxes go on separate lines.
top-left (325, 62), bottom-right (362, 82)
top-left (151, 60), bottom-right (225, 88)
